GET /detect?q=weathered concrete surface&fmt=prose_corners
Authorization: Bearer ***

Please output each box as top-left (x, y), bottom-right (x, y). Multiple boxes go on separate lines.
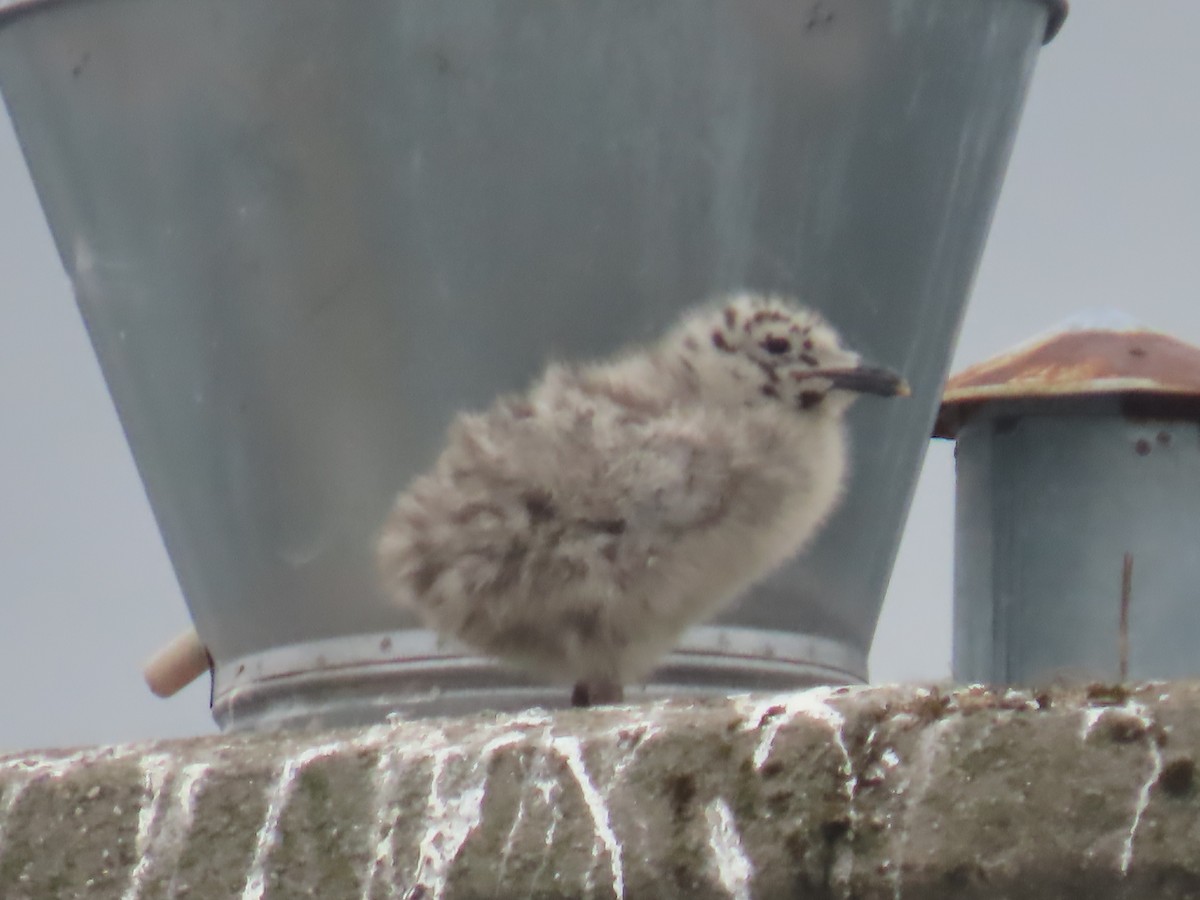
top-left (3, 682), bottom-right (1200, 899)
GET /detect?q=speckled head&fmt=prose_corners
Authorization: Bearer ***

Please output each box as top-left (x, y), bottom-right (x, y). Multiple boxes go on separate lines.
top-left (671, 293), bottom-right (909, 414)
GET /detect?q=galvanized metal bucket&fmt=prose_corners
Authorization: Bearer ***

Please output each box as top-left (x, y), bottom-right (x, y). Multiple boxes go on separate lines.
top-left (936, 317), bottom-right (1200, 686)
top-left (0, 0), bottom-right (1064, 730)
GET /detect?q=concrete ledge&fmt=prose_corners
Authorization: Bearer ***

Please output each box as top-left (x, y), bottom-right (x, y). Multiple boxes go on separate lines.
top-left (3, 682), bottom-right (1200, 899)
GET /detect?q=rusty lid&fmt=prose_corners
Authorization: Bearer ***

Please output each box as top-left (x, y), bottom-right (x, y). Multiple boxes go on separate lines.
top-left (934, 313), bottom-right (1200, 438)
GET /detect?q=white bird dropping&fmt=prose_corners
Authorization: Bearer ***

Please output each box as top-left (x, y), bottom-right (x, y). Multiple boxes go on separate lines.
top-left (376, 293), bottom-right (909, 706)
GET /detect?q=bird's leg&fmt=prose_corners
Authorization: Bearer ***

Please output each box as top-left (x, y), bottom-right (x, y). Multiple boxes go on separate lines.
top-left (570, 679), bottom-right (625, 708)
top-left (570, 682), bottom-right (590, 707)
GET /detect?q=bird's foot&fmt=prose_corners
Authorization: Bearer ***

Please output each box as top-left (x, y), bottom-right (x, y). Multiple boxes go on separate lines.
top-left (571, 679), bottom-right (624, 708)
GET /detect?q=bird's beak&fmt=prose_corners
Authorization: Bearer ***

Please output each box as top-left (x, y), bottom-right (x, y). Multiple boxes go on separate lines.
top-left (816, 365), bottom-right (911, 397)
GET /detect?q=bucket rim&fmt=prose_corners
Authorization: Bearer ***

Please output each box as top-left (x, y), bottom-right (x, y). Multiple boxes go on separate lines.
top-left (209, 625), bottom-right (869, 730)
top-left (0, 0), bottom-right (1068, 42)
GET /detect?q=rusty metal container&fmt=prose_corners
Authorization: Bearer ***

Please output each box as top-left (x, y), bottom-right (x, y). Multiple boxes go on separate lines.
top-left (936, 314), bottom-right (1200, 685)
top-left (1, 0), bottom-right (1065, 730)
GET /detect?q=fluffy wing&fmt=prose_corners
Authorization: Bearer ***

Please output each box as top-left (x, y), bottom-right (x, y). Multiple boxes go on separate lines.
top-left (374, 370), bottom-right (743, 677)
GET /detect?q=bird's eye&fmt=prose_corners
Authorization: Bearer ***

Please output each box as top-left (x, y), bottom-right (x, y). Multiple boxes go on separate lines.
top-left (762, 336), bottom-right (791, 355)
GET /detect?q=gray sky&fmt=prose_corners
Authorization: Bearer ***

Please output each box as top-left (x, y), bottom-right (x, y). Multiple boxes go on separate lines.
top-left (3, 1), bottom-right (1198, 752)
